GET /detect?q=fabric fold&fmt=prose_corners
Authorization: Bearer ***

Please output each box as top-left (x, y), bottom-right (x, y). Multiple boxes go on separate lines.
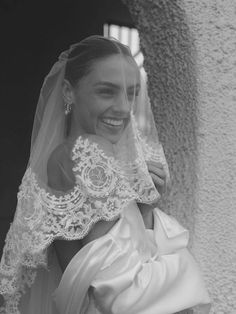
top-left (52, 205), bottom-right (211, 314)
top-left (153, 208), bottom-right (189, 255)
top-left (53, 233), bottom-right (120, 314)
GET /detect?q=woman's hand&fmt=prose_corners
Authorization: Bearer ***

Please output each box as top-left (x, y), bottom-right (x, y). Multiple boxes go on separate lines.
top-left (146, 161), bottom-right (169, 195)
top-left (137, 162), bottom-right (170, 229)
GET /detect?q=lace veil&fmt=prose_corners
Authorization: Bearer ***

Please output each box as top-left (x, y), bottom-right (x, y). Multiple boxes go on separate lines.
top-left (0, 35), bottom-right (169, 313)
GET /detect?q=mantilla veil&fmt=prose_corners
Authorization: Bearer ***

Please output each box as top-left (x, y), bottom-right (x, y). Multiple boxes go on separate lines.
top-left (0, 36), bottom-right (170, 313)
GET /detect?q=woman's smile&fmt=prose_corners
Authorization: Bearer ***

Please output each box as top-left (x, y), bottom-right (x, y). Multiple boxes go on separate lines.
top-left (99, 116), bottom-right (130, 131)
top-left (101, 118), bottom-right (125, 127)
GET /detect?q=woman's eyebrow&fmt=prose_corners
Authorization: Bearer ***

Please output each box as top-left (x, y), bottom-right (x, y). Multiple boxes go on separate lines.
top-left (94, 82), bottom-right (140, 90)
top-left (94, 82), bottom-right (119, 89)
top-left (127, 83), bottom-right (141, 91)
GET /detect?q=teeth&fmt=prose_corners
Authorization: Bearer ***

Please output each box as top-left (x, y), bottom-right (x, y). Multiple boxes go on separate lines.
top-left (102, 118), bottom-right (123, 126)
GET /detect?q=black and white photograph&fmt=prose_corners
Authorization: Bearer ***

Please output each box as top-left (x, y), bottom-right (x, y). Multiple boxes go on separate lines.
top-left (0, 1), bottom-right (235, 313)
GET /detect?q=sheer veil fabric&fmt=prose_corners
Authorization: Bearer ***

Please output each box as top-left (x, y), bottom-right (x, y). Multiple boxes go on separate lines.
top-left (0, 36), bottom-right (210, 314)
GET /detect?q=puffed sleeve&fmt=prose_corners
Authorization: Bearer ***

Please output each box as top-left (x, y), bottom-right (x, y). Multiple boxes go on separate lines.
top-left (89, 208), bottom-right (211, 314)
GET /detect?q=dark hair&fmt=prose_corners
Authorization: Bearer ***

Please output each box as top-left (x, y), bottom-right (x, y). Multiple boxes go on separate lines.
top-left (64, 35), bottom-right (133, 86)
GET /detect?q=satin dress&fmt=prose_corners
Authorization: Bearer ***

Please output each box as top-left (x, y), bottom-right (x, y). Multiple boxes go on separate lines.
top-left (53, 202), bottom-right (211, 314)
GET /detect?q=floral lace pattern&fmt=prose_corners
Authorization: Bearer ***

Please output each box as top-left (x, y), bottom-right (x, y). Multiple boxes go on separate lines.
top-left (0, 135), bottom-right (168, 313)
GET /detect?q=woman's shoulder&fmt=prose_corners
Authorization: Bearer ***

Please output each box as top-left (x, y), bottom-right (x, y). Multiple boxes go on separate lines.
top-left (47, 140), bottom-right (75, 191)
top-left (47, 135), bottom-right (114, 191)
top-left (48, 140), bottom-right (74, 170)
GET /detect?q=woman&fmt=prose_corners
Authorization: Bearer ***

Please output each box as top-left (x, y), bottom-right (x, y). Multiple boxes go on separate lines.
top-left (0, 36), bottom-right (211, 314)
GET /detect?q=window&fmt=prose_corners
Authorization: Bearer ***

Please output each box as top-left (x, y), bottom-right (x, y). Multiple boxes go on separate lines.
top-left (104, 23), bottom-right (150, 133)
top-left (104, 23), bottom-right (145, 75)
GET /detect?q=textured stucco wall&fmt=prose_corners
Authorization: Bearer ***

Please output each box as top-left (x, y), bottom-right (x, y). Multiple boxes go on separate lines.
top-left (122, 0), bottom-right (198, 238)
top-left (122, 0), bottom-right (236, 313)
top-left (183, 1), bottom-right (236, 313)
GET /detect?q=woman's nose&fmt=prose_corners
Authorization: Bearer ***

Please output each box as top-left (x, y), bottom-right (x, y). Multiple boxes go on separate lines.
top-left (113, 93), bottom-right (132, 114)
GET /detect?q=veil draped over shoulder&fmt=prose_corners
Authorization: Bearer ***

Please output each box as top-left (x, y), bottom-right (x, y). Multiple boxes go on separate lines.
top-left (0, 36), bottom-right (170, 313)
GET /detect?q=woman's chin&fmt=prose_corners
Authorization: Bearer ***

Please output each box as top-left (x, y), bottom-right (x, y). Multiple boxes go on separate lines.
top-left (96, 123), bottom-right (127, 144)
top-left (98, 132), bottom-right (123, 144)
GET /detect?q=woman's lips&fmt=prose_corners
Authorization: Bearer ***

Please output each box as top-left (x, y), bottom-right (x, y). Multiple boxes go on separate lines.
top-left (101, 118), bottom-right (124, 127)
top-left (97, 116), bottom-right (130, 142)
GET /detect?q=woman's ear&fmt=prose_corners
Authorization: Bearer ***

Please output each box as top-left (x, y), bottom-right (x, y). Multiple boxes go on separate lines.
top-left (62, 79), bottom-right (74, 104)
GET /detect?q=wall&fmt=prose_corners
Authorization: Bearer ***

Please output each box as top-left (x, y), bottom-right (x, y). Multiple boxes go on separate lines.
top-left (184, 1), bottom-right (236, 313)
top-left (123, 0), bottom-right (236, 313)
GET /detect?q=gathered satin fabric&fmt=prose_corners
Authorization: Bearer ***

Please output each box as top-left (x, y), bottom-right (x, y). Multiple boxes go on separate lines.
top-left (53, 202), bottom-right (211, 314)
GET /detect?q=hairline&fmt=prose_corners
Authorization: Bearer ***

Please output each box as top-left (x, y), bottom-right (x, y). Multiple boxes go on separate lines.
top-left (73, 53), bottom-right (139, 88)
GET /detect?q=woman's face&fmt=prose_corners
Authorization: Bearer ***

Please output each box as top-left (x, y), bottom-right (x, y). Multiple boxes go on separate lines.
top-left (66, 54), bottom-right (140, 144)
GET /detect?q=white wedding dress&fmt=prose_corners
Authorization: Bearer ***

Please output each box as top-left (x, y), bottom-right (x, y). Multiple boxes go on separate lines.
top-left (49, 202), bottom-right (211, 314)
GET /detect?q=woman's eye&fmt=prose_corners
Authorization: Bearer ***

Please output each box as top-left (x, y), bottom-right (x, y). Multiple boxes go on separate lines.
top-left (127, 91), bottom-right (139, 100)
top-left (97, 89), bottom-right (115, 96)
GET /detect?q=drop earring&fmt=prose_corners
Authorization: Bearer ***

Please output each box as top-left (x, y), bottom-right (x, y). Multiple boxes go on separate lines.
top-left (64, 101), bottom-right (72, 115)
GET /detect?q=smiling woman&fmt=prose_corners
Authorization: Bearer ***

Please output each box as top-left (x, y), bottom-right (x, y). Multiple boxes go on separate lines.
top-left (63, 54), bottom-right (140, 144)
top-left (0, 36), bottom-right (210, 314)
